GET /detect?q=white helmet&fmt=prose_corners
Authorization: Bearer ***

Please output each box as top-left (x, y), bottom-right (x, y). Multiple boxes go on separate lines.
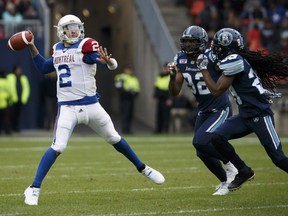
top-left (56, 14), bottom-right (84, 44)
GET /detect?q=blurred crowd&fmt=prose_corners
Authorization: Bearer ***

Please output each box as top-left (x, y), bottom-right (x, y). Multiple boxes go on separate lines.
top-left (176, 0), bottom-right (288, 54)
top-left (0, 0), bottom-right (39, 22)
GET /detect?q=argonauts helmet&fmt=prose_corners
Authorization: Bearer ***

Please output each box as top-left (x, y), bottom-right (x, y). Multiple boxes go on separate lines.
top-left (212, 28), bottom-right (244, 60)
top-left (56, 14), bottom-right (84, 44)
top-left (180, 25), bottom-right (208, 56)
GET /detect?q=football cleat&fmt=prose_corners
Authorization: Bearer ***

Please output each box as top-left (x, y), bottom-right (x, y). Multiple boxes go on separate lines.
top-left (228, 168), bottom-right (255, 191)
top-left (141, 165), bottom-right (165, 184)
top-left (24, 185), bottom-right (40, 205)
top-left (213, 182), bottom-right (229, 196)
top-left (224, 161), bottom-right (238, 183)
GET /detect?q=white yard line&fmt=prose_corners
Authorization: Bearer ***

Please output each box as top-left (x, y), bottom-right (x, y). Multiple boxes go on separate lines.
top-left (94, 205), bottom-right (288, 216)
top-left (1, 181), bottom-right (287, 197)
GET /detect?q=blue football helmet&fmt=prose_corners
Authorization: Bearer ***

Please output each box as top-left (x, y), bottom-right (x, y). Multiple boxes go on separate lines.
top-left (180, 26), bottom-right (208, 56)
top-left (211, 28), bottom-right (244, 60)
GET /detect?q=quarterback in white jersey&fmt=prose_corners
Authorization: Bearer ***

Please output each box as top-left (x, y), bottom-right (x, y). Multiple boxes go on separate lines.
top-left (24, 14), bottom-right (164, 206)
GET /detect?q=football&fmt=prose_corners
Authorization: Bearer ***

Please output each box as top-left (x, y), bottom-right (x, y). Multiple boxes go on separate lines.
top-left (7, 31), bottom-right (34, 51)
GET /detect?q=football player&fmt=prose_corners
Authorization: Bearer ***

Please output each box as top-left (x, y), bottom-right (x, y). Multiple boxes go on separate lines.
top-left (168, 25), bottom-right (238, 196)
top-left (24, 14), bottom-right (164, 206)
top-left (197, 28), bottom-right (288, 191)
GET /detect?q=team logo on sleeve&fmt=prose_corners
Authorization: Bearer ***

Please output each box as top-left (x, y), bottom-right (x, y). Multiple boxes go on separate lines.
top-left (179, 59), bottom-right (187, 64)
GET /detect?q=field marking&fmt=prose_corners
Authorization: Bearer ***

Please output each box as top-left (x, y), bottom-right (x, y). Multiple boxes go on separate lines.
top-left (0, 137), bottom-right (287, 153)
top-left (0, 205), bottom-right (287, 216)
top-left (1, 181), bottom-right (287, 197)
top-left (0, 214), bottom-right (27, 216)
top-left (94, 205), bottom-right (288, 216)
top-left (0, 136), bottom-right (288, 144)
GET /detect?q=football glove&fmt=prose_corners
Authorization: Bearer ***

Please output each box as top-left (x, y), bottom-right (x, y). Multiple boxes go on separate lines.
top-left (167, 62), bottom-right (176, 80)
top-left (264, 90), bottom-right (282, 104)
top-left (196, 54), bottom-right (208, 71)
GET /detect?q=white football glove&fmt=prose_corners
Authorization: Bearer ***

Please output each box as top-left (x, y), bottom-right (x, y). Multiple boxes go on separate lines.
top-left (264, 90), bottom-right (282, 104)
top-left (167, 62), bottom-right (176, 80)
top-left (196, 54), bottom-right (209, 70)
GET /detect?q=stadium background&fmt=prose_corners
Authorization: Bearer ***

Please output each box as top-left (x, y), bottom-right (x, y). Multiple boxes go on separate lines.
top-left (1, 0), bottom-right (288, 134)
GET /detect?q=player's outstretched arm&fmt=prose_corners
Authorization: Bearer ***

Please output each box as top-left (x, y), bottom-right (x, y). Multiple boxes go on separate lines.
top-left (96, 46), bottom-right (118, 70)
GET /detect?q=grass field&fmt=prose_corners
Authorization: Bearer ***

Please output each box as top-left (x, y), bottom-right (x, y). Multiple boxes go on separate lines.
top-left (0, 133), bottom-right (287, 216)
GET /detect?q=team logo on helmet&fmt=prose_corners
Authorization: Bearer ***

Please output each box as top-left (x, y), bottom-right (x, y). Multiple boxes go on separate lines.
top-left (218, 32), bottom-right (233, 46)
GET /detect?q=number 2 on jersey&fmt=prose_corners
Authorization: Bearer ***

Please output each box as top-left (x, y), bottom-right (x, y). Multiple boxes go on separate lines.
top-left (58, 64), bottom-right (72, 88)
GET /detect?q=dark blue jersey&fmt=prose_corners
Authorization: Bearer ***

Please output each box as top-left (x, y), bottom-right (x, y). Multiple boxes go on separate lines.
top-left (174, 49), bottom-right (230, 112)
top-left (219, 54), bottom-right (273, 118)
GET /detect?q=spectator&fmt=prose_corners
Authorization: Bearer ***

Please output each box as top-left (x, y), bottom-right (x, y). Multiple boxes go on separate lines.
top-left (23, 5), bottom-right (38, 19)
top-left (114, 65), bottom-right (140, 134)
top-left (0, 70), bottom-right (12, 135)
top-left (246, 24), bottom-right (264, 51)
top-left (243, 0), bottom-right (267, 30)
top-left (267, 0), bottom-right (286, 26)
top-left (16, 0), bottom-right (34, 15)
top-left (280, 18), bottom-right (288, 54)
top-left (7, 65), bottom-right (30, 132)
top-left (182, 0), bottom-right (288, 55)
top-left (189, 0), bottom-right (206, 25)
top-left (2, 2), bottom-right (23, 23)
top-left (153, 63), bottom-right (172, 134)
top-left (199, 5), bottom-right (223, 32)
top-left (261, 18), bottom-right (280, 52)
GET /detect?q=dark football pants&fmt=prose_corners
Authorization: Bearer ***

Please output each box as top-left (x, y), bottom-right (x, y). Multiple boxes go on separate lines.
top-left (212, 114), bottom-right (288, 173)
top-left (192, 107), bottom-right (231, 182)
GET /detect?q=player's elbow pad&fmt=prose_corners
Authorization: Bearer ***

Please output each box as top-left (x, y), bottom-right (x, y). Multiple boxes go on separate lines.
top-left (107, 58), bottom-right (118, 70)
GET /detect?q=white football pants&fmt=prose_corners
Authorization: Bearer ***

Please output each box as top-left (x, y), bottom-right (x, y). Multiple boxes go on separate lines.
top-left (51, 102), bottom-right (121, 153)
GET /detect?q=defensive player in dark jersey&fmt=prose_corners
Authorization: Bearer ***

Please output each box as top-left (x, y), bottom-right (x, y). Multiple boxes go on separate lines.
top-left (168, 26), bottom-right (238, 195)
top-left (197, 27), bottom-right (288, 191)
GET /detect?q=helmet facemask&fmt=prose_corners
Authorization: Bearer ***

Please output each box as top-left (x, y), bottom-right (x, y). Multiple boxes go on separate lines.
top-left (180, 38), bottom-right (203, 57)
top-left (55, 15), bottom-right (84, 44)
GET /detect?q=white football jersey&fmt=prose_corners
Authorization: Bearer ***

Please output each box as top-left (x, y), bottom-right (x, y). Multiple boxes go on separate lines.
top-left (52, 38), bottom-right (98, 103)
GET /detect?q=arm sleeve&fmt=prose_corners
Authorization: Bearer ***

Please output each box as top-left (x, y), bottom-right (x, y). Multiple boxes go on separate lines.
top-left (219, 55), bottom-right (244, 76)
top-left (83, 52), bottom-right (102, 64)
top-left (33, 54), bottom-right (55, 74)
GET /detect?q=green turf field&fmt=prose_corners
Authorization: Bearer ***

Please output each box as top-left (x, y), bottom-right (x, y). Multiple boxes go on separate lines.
top-left (0, 134), bottom-right (287, 216)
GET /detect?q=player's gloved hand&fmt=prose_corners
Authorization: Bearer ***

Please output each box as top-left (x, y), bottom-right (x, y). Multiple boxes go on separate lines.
top-left (196, 54), bottom-right (208, 71)
top-left (167, 62), bottom-right (176, 80)
top-left (264, 90), bottom-right (282, 99)
top-left (264, 90), bottom-right (282, 103)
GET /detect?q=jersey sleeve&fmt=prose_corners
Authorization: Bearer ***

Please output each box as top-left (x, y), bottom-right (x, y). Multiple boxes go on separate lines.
top-left (82, 38), bottom-right (100, 53)
top-left (219, 54), bottom-right (245, 76)
top-left (81, 38), bottom-right (102, 64)
top-left (33, 54), bottom-right (55, 74)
